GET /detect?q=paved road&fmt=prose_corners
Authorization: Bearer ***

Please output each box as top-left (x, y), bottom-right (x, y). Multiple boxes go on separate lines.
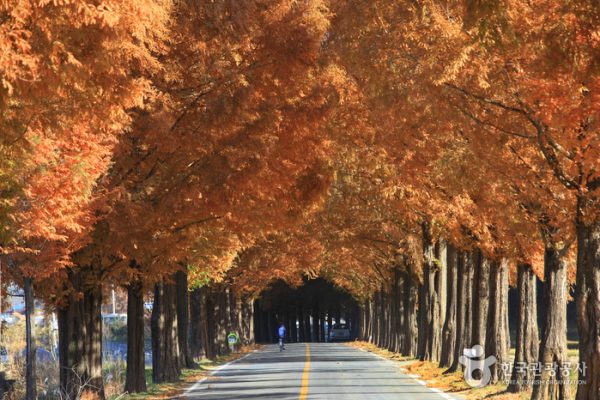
top-left (184, 342), bottom-right (457, 400)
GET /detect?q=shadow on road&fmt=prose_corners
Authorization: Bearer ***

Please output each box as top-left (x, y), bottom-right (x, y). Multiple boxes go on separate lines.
top-left (184, 343), bottom-right (451, 400)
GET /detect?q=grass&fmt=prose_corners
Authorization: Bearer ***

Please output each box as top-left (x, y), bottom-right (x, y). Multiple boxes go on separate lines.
top-left (117, 344), bottom-right (262, 400)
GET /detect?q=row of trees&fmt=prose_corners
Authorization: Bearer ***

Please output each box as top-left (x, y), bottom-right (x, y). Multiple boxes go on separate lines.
top-left (1, 0), bottom-right (336, 398)
top-left (357, 245), bottom-right (543, 394)
top-left (254, 278), bottom-right (359, 344)
top-left (1, 1), bottom-right (599, 399)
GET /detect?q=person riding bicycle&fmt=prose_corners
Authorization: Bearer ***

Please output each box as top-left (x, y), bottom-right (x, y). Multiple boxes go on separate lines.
top-left (278, 323), bottom-right (286, 351)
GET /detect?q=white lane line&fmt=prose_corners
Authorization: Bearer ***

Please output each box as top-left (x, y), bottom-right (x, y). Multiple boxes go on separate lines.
top-left (350, 346), bottom-right (458, 400)
top-left (184, 350), bottom-right (255, 395)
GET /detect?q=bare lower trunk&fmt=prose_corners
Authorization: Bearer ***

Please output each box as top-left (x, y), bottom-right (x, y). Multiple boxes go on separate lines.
top-left (464, 251), bottom-right (474, 348)
top-left (241, 298), bottom-right (254, 345)
top-left (175, 270), bottom-right (195, 368)
top-left (485, 259), bottom-right (510, 384)
top-left (304, 306), bottom-right (312, 342)
top-left (576, 220), bottom-right (600, 400)
top-left (372, 292), bottom-right (379, 346)
top-left (214, 288), bottom-right (228, 355)
top-left (24, 277), bottom-right (36, 400)
top-left (471, 251), bottom-right (489, 349)
top-left (508, 264), bottom-right (539, 392)
top-left (125, 280), bottom-right (147, 393)
top-left (402, 273), bottom-right (418, 357)
top-left (151, 278), bottom-right (181, 383)
top-left (312, 303), bottom-right (320, 342)
top-left (290, 306), bottom-right (298, 343)
top-left (419, 224), bottom-right (443, 361)
top-left (390, 269), bottom-right (401, 353)
top-left (190, 287), bottom-right (205, 359)
top-left (382, 289), bottom-right (391, 349)
top-left (532, 245), bottom-right (570, 400)
top-left (440, 245), bottom-right (457, 368)
top-left (203, 292), bottom-right (216, 359)
top-left (470, 251), bottom-right (489, 380)
top-left (298, 306), bottom-right (306, 342)
top-left (448, 250), bottom-right (469, 373)
top-left (58, 269), bottom-right (105, 400)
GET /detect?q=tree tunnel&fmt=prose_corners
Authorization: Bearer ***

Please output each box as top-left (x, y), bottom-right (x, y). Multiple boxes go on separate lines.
top-left (253, 278), bottom-right (359, 343)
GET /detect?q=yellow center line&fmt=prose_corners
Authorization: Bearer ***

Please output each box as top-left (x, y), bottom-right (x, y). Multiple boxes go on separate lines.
top-left (299, 343), bottom-right (311, 399)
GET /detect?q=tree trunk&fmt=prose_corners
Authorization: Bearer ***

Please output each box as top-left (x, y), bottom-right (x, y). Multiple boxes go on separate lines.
top-left (58, 269), bottom-right (105, 400)
top-left (358, 303), bottom-right (365, 340)
top-left (394, 272), bottom-right (404, 353)
top-left (402, 275), bottom-right (418, 357)
top-left (390, 269), bottom-right (400, 353)
top-left (471, 251), bottom-right (489, 349)
top-left (417, 282), bottom-right (427, 358)
top-left (190, 287), bottom-right (205, 359)
top-left (381, 289), bottom-right (389, 349)
top-left (298, 306), bottom-right (306, 342)
top-left (247, 299), bottom-right (255, 344)
top-left (291, 306), bottom-right (298, 343)
top-left (508, 264), bottom-right (539, 392)
top-left (240, 298), bottom-right (254, 345)
top-left (388, 289), bottom-right (394, 350)
top-left (175, 270), bottom-right (195, 368)
top-left (215, 288), bottom-right (229, 355)
top-left (267, 311), bottom-right (275, 343)
top-left (312, 303), bottom-right (320, 342)
top-left (532, 245), bottom-right (571, 400)
top-left (327, 310), bottom-right (333, 342)
top-left (369, 298), bottom-right (375, 343)
top-left (485, 259), bottom-right (510, 384)
top-left (437, 241), bottom-right (448, 331)
top-left (419, 223), bottom-right (443, 361)
top-left (469, 251), bottom-right (489, 380)
top-left (575, 220), bottom-right (600, 400)
top-left (304, 307), bottom-right (312, 342)
top-left (440, 245), bottom-right (457, 368)
top-left (448, 250), bottom-right (469, 373)
top-left (203, 292), bottom-right (216, 359)
top-left (125, 280), bottom-right (147, 393)
top-left (58, 272), bottom-right (104, 400)
top-left (464, 251), bottom-right (474, 348)
top-left (318, 307), bottom-right (325, 342)
top-left (24, 277), bottom-right (36, 400)
top-left (151, 278), bottom-right (181, 383)
top-left (375, 290), bottom-right (383, 347)
top-left (252, 301), bottom-right (262, 343)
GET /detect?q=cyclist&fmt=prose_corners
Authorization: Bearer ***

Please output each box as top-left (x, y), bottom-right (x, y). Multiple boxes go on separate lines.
top-left (278, 323), bottom-right (286, 351)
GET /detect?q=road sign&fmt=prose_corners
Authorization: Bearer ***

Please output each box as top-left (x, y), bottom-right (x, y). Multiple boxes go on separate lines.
top-left (227, 331), bottom-right (239, 351)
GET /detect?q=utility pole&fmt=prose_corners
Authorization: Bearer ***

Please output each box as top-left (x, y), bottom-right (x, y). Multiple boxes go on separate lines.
top-left (112, 285), bottom-right (116, 314)
top-left (24, 277), bottom-right (36, 400)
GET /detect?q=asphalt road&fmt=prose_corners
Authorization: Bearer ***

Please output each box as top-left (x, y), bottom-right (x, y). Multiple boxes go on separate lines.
top-left (183, 342), bottom-right (458, 400)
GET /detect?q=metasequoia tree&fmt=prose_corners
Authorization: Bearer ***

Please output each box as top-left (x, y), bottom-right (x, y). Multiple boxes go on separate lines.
top-left (389, 1), bottom-right (595, 397)
top-left (2, 1), bottom-right (598, 400)
top-left (72, 0), bottom-right (339, 392)
top-left (0, 1), bottom-right (172, 398)
top-left (325, 1), bottom-right (586, 395)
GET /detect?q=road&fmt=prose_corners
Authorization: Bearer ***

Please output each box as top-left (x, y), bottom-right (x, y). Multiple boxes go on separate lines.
top-left (184, 342), bottom-right (458, 400)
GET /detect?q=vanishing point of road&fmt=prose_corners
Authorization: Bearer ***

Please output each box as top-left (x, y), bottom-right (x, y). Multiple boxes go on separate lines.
top-left (184, 342), bottom-right (460, 400)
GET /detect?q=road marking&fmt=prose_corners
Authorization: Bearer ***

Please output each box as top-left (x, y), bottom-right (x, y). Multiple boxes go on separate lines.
top-left (299, 343), bottom-right (311, 399)
top-left (352, 347), bottom-right (457, 400)
top-left (184, 350), bottom-right (256, 395)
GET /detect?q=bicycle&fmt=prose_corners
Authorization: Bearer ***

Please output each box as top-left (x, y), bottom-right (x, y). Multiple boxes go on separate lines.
top-left (278, 337), bottom-right (285, 351)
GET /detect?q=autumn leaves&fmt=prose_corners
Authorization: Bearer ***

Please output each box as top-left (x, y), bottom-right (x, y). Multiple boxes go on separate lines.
top-left (1, 0), bottom-right (600, 399)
